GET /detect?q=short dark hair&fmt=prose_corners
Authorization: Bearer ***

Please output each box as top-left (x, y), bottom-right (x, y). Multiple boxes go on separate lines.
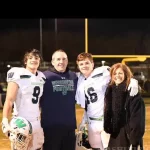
top-left (23, 49), bottom-right (43, 67)
top-left (52, 49), bottom-right (67, 60)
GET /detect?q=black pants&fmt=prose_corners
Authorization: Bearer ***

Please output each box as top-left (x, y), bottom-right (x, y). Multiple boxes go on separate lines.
top-left (43, 127), bottom-right (76, 150)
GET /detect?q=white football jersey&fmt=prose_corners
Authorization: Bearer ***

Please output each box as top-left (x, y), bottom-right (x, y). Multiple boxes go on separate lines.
top-left (76, 66), bottom-right (111, 118)
top-left (7, 67), bottom-right (46, 121)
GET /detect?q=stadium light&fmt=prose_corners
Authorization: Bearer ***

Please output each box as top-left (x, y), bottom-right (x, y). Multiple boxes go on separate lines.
top-left (7, 64), bottom-right (11, 68)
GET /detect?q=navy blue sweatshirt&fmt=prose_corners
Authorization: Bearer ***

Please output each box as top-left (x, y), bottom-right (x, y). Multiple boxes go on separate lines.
top-left (40, 67), bottom-right (78, 130)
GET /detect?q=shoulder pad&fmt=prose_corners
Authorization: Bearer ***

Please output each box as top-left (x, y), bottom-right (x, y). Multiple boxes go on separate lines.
top-left (91, 67), bottom-right (104, 77)
top-left (102, 66), bottom-right (110, 72)
top-left (91, 66), bottom-right (110, 78)
top-left (37, 71), bottom-right (46, 78)
top-left (37, 71), bottom-right (46, 82)
top-left (7, 67), bottom-right (25, 82)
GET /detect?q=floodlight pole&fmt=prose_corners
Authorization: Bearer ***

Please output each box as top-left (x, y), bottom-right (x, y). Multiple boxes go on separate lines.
top-left (85, 18), bottom-right (88, 53)
top-left (55, 18), bottom-right (58, 50)
top-left (40, 18), bottom-right (43, 57)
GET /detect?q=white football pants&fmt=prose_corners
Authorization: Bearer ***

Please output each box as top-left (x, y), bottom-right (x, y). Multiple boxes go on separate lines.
top-left (88, 119), bottom-right (110, 149)
top-left (28, 118), bottom-right (44, 150)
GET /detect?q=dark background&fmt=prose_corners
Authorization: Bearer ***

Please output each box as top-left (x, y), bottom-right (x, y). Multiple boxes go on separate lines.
top-left (0, 18), bottom-right (150, 62)
top-left (0, 18), bottom-right (150, 93)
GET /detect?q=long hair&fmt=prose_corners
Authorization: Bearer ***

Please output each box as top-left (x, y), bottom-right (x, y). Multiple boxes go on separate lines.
top-left (109, 63), bottom-right (133, 89)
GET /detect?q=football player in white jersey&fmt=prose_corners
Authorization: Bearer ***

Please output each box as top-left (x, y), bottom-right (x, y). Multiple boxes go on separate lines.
top-left (75, 52), bottom-right (139, 150)
top-left (1, 49), bottom-right (46, 150)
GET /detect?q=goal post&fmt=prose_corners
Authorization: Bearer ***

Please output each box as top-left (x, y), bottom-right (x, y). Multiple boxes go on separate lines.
top-left (84, 18), bottom-right (150, 64)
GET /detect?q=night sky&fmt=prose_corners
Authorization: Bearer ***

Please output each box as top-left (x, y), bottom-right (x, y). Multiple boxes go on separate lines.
top-left (0, 18), bottom-right (150, 33)
top-left (0, 18), bottom-right (150, 62)
top-left (1, 18), bottom-right (150, 32)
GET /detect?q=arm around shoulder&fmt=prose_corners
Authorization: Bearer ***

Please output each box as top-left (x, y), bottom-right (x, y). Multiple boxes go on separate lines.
top-left (128, 78), bottom-right (139, 96)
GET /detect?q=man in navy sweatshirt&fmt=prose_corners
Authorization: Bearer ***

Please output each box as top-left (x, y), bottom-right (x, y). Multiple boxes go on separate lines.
top-left (40, 49), bottom-right (78, 150)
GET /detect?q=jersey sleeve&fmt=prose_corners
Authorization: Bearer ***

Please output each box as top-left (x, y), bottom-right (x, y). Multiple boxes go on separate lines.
top-left (7, 67), bottom-right (21, 85)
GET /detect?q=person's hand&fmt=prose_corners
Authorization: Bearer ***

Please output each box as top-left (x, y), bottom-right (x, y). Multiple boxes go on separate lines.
top-left (128, 78), bottom-right (139, 96)
top-left (1, 117), bottom-right (10, 137)
top-left (78, 122), bottom-right (86, 131)
top-left (78, 123), bottom-right (85, 131)
top-left (76, 131), bottom-right (83, 146)
top-left (78, 111), bottom-right (88, 131)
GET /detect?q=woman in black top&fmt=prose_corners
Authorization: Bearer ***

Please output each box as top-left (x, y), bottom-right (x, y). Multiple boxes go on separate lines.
top-left (104, 63), bottom-right (145, 150)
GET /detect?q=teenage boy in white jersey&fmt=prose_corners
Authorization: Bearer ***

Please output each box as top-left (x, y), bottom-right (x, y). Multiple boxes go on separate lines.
top-left (1, 49), bottom-right (46, 150)
top-left (75, 52), bottom-right (139, 150)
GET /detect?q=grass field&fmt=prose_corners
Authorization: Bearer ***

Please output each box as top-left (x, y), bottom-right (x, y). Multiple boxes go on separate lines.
top-left (0, 102), bottom-right (150, 150)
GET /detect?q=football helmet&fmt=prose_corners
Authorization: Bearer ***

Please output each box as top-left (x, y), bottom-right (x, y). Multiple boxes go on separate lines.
top-left (9, 116), bottom-right (32, 150)
top-left (76, 124), bottom-right (91, 150)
